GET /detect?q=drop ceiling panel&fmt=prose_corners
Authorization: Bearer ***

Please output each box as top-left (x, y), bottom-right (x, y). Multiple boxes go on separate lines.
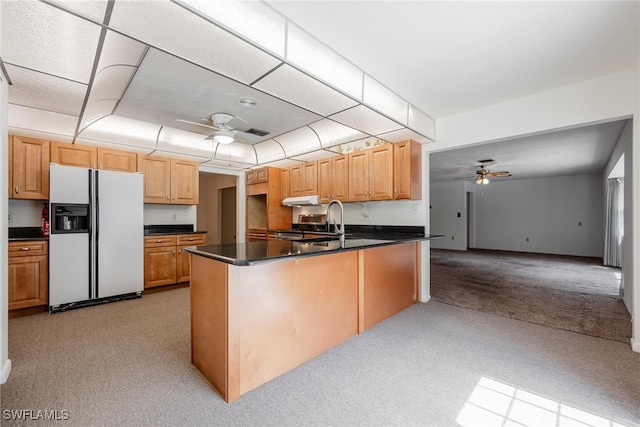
top-left (377, 128), bottom-right (432, 145)
top-left (309, 119), bottom-right (367, 148)
top-left (109, 0), bottom-right (281, 84)
top-left (179, 0), bottom-right (286, 57)
top-left (253, 64), bottom-right (358, 117)
top-left (363, 75), bottom-right (408, 125)
top-left (8, 104), bottom-right (77, 138)
top-left (202, 159), bottom-right (253, 171)
top-left (261, 158), bottom-right (303, 169)
top-left (287, 23), bottom-right (363, 100)
top-left (254, 139), bottom-right (286, 164)
top-left (156, 127), bottom-right (215, 160)
top-left (273, 127), bottom-right (322, 157)
top-left (79, 115), bottom-right (160, 151)
top-left (1, 1), bottom-right (101, 83)
top-left (116, 48), bottom-right (321, 143)
top-left (6, 64), bottom-right (87, 116)
top-left (48, 0), bottom-right (110, 23)
top-left (408, 106), bottom-right (435, 141)
top-left (329, 105), bottom-right (404, 136)
top-left (214, 143), bottom-right (257, 165)
top-left (97, 31), bottom-right (148, 70)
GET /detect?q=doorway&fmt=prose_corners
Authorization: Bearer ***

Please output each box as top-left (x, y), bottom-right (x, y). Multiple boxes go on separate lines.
top-left (221, 187), bottom-right (236, 244)
top-left (466, 191), bottom-right (474, 249)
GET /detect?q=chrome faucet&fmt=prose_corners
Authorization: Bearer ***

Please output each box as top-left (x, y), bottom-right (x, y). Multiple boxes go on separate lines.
top-left (326, 199), bottom-right (345, 246)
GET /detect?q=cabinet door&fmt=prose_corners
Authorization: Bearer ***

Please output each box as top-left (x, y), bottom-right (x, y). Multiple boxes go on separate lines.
top-left (302, 161), bottom-right (318, 196)
top-left (280, 167), bottom-right (290, 200)
top-left (138, 155), bottom-right (171, 203)
top-left (348, 150), bottom-right (369, 201)
top-left (176, 246), bottom-right (191, 283)
top-left (393, 140), bottom-right (421, 200)
top-left (98, 148), bottom-right (137, 172)
top-left (8, 255), bottom-right (48, 310)
top-left (144, 246), bottom-right (177, 288)
top-left (50, 141), bottom-right (96, 168)
top-left (332, 155), bottom-right (349, 202)
top-left (317, 158), bottom-right (333, 203)
top-left (289, 164), bottom-right (304, 197)
top-left (369, 145), bottom-right (394, 201)
top-left (11, 136), bottom-right (50, 200)
top-left (171, 158), bottom-right (199, 205)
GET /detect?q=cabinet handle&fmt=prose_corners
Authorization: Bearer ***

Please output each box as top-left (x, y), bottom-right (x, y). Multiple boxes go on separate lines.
top-left (156, 240), bottom-right (164, 243)
top-left (173, 251), bottom-right (176, 255)
top-left (19, 247), bottom-right (30, 251)
top-left (15, 186), bottom-right (18, 194)
top-left (167, 195), bottom-right (170, 200)
top-left (172, 195), bottom-right (175, 200)
top-left (188, 238), bottom-right (194, 241)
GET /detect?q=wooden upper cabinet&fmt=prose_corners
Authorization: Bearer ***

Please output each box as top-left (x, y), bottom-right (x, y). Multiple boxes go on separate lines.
top-left (287, 161), bottom-right (317, 197)
top-left (10, 135), bottom-right (50, 200)
top-left (280, 167), bottom-right (290, 200)
top-left (393, 140), bottom-right (422, 200)
top-left (50, 142), bottom-right (137, 173)
top-left (348, 150), bottom-right (370, 202)
top-left (246, 167), bottom-right (268, 185)
top-left (50, 141), bottom-right (96, 168)
top-left (138, 155), bottom-right (199, 205)
top-left (318, 155), bottom-right (348, 203)
top-left (171, 158), bottom-right (199, 205)
top-left (97, 147), bottom-right (137, 172)
top-left (368, 145), bottom-right (394, 201)
top-left (348, 145), bottom-right (394, 201)
top-left (302, 161), bottom-right (317, 196)
top-left (138, 155), bottom-right (172, 203)
top-left (289, 163), bottom-right (304, 197)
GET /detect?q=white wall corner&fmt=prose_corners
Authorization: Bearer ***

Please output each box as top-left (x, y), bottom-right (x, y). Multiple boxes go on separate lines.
top-left (631, 337), bottom-right (640, 353)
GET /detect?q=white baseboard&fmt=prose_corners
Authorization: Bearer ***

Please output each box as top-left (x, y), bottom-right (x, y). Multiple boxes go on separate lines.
top-left (419, 295), bottom-right (431, 303)
top-left (1, 358), bottom-right (11, 384)
top-left (632, 338), bottom-right (640, 353)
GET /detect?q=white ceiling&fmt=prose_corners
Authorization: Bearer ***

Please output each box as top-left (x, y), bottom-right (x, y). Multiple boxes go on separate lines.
top-left (1, 1), bottom-right (638, 177)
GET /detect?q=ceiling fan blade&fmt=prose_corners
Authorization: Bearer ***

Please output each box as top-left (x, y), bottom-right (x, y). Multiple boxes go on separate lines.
top-left (488, 172), bottom-right (511, 177)
top-left (176, 118), bottom-right (216, 130)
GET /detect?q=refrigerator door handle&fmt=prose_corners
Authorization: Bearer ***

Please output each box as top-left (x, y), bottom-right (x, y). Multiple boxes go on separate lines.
top-left (95, 170), bottom-right (99, 299)
top-left (88, 169), bottom-right (93, 299)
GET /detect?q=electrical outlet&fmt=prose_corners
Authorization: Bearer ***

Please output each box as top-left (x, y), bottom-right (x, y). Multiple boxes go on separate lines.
top-left (184, 208), bottom-right (190, 216)
top-left (172, 214), bottom-right (177, 221)
top-left (526, 237), bottom-right (530, 242)
top-left (412, 204), bottom-right (419, 215)
top-left (8, 211), bottom-right (11, 222)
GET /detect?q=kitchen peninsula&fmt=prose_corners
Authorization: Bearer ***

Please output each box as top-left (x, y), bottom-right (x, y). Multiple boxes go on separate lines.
top-left (186, 234), bottom-right (443, 402)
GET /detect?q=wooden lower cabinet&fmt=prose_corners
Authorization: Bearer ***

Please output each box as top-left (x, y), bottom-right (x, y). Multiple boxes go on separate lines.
top-left (143, 233), bottom-right (206, 289)
top-left (8, 241), bottom-right (48, 310)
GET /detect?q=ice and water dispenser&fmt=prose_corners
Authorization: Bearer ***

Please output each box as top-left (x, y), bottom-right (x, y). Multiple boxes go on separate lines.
top-left (51, 204), bottom-right (89, 234)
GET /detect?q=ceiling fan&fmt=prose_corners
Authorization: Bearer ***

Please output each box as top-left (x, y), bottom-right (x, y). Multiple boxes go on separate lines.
top-left (474, 165), bottom-right (512, 185)
top-left (176, 113), bottom-right (264, 144)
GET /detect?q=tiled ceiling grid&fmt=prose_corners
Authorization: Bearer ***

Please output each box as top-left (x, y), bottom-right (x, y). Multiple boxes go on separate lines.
top-left (1, 0), bottom-right (435, 171)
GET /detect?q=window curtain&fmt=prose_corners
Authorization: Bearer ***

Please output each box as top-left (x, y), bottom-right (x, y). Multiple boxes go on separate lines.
top-left (604, 178), bottom-right (624, 267)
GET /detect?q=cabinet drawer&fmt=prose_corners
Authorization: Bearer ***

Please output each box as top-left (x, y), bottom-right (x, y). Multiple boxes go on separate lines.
top-left (177, 234), bottom-right (206, 246)
top-left (9, 241), bottom-right (48, 257)
top-left (144, 235), bottom-right (177, 247)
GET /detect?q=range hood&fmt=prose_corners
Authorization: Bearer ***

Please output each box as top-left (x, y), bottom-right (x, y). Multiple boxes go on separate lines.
top-left (282, 195), bottom-right (319, 206)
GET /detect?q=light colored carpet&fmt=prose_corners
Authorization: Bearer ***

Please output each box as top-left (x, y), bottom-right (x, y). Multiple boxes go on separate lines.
top-left (1, 287), bottom-right (639, 426)
top-left (430, 249), bottom-right (632, 343)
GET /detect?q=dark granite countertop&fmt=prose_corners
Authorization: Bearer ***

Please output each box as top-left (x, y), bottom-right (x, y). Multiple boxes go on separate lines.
top-left (9, 227), bottom-right (48, 241)
top-left (143, 224), bottom-right (207, 236)
top-left (185, 234), bottom-right (444, 266)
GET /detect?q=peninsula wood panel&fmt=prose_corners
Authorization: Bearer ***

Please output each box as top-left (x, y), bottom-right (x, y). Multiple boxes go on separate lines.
top-left (191, 255), bottom-right (228, 399)
top-left (360, 242), bottom-right (418, 331)
top-left (232, 251), bottom-right (358, 397)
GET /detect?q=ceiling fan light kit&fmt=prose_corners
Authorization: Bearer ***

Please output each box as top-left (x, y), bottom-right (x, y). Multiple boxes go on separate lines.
top-left (211, 130), bottom-right (235, 144)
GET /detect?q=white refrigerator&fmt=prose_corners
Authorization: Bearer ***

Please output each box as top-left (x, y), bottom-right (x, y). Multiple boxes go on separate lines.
top-left (49, 164), bottom-right (144, 313)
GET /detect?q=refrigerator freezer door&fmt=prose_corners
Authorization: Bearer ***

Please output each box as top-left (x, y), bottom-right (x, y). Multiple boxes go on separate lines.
top-left (96, 170), bottom-right (144, 298)
top-left (49, 233), bottom-right (91, 306)
top-left (49, 164), bottom-right (90, 204)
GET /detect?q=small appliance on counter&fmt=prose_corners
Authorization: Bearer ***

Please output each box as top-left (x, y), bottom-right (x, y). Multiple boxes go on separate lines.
top-left (271, 214), bottom-right (328, 241)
